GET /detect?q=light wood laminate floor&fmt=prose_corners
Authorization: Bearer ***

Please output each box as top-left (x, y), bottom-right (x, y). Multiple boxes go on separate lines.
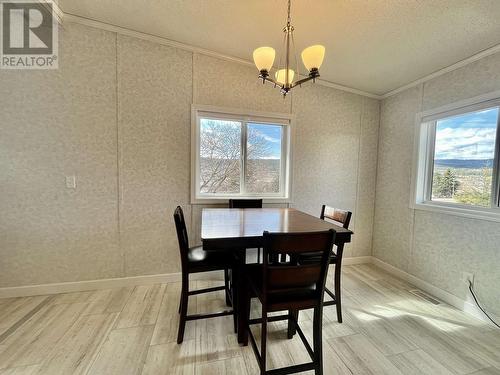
top-left (0, 264), bottom-right (499, 374)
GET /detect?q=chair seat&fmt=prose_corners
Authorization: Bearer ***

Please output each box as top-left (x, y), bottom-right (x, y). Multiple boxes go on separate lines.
top-left (187, 246), bottom-right (233, 272)
top-left (297, 250), bottom-right (337, 265)
top-left (245, 264), bottom-right (320, 311)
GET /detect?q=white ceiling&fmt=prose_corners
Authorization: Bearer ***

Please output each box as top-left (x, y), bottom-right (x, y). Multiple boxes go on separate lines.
top-left (59, 0), bottom-right (500, 96)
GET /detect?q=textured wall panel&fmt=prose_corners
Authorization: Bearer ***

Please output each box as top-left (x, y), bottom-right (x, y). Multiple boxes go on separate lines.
top-left (374, 51), bottom-right (500, 314)
top-left (372, 85), bottom-right (422, 270)
top-left (351, 98), bottom-right (380, 257)
top-left (292, 84), bottom-right (362, 257)
top-left (193, 53), bottom-right (291, 114)
top-left (412, 211), bottom-right (500, 313)
top-left (117, 35), bottom-right (193, 277)
top-left (1, 22), bottom-right (380, 288)
top-left (0, 24), bottom-right (121, 287)
top-left (422, 52), bottom-right (500, 111)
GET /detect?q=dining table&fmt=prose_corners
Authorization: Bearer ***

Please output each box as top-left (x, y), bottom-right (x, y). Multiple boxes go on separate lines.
top-left (201, 207), bottom-right (353, 343)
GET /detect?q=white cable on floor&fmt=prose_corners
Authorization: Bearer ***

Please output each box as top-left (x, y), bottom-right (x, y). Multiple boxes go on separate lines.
top-left (468, 280), bottom-right (500, 329)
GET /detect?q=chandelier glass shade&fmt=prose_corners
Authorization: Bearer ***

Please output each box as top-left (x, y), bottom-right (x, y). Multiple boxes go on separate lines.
top-left (252, 0), bottom-right (325, 96)
top-left (275, 68), bottom-right (295, 85)
top-left (253, 47), bottom-right (276, 72)
top-left (301, 45), bottom-right (326, 71)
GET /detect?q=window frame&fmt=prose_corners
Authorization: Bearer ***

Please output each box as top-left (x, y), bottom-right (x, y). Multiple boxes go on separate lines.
top-left (411, 91), bottom-right (500, 222)
top-left (191, 105), bottom-right (294, 204)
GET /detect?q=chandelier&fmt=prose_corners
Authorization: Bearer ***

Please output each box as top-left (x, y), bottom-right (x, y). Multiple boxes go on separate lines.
top-left (252, 0), bottom-right (325, 97)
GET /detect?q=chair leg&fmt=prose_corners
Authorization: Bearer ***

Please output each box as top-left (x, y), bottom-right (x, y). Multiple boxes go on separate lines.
top-left (177, 275), bottom-right (189, 344)
top-left (224, 268), bottom-right (232, 307)
top-left (242, 283), bottom-right (250, 346)
top-left (313, 305), bottom-right (324, 375)
top-left (178, 289), bottom-right (182, 314)
top-left (233, 276), bottom-right (239, 334)
top-left (260, 306), bottom-right (267, 375)
top-left (334, 265), bottom-right (342, 323)
top-left (287, 309), bottom-right (298, 339)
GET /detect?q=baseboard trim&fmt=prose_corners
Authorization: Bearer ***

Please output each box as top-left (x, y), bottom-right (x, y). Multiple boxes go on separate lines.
top-left (371, 257), bottom-right (500, 327)
top-left (0, 270), bottom-right (224, 299)
top-left (2, 255), bottom-right (498, 327)
top-left (342, 256), bottom-right (373, 265)
top-left (0, 256), bottom-right (372, 298)
top-left (3, 255), bottom-right (498, 328)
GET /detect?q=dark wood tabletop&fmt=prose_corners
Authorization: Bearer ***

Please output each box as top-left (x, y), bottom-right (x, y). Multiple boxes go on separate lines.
top-left (201, 208), bottom-right (353, 251)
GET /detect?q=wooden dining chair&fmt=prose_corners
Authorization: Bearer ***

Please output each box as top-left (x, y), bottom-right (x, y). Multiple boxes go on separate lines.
top-left (298, 205), bottom-right (352, 323)
top-left (229, 198), bottom-right (263, 264)
top-left (173, 206), bottom-right (235, 344)
top-left (227, 198), bottom-right (264, 331)
top-left (241, 229), bottom-right (336, 375)
top-left (228, 198), bottom-right (263, 208)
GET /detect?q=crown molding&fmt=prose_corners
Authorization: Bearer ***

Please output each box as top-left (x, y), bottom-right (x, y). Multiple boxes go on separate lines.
top-left (63, 13), bottom-right (254, 66)
top-left (381, 43), bottom-right (500, 99)
top-left (39, 0), bottom-right (64, 24)
top-left (36, 3), bottom-right (500, 101)
top-left (313, 78), bottom-right (381, 99)
top-left (61, 13), bottom-right (382, 100)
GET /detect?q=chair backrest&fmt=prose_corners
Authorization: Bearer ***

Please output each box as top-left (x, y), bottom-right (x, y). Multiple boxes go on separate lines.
top-left (261, 230), bottom-right (335, 301)
top-left (320, 205), bottom-right (352, 229)
top-left (229, 199), bottom-right (263, 208)
top-left (173, 206), bottom-right (189, 268)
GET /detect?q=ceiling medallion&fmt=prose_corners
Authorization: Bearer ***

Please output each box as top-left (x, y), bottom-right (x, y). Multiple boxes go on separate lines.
top-left (253, 0), bottom-right (325, 97)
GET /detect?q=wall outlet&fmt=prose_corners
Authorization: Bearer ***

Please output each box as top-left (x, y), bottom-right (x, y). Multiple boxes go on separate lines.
top-left (462, 272), bottom-right (474, 286)
top-left (65, 175), bottom-right (76, 189)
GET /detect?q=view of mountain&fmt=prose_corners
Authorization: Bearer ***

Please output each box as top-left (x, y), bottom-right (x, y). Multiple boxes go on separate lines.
top-left (435, 159), bottom-right (494, 169)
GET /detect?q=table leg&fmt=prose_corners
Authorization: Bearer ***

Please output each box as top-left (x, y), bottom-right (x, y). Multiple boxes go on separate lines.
top-left (235, 249), bottom-right (246, 344)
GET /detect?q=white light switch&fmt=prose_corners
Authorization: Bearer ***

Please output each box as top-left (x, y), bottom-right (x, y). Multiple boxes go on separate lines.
top-left (65, 175), bottom-right (76, 189)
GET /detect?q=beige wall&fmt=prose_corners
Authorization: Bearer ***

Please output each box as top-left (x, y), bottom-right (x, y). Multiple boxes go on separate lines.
top-left (292, 85), bottom-right (380, 258)
top-left (1, 24), bottom-right (122, 286)
top-left (0, 22), bottom-right (379, 287)
top-left (373, 52), bottom-right (500, 315)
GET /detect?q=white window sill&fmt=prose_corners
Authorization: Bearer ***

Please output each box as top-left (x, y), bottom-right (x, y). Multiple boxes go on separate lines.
top-left (412, 202), bottom-right (500, 223)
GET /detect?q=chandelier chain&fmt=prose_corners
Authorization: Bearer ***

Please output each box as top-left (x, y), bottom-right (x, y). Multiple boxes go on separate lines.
top-left (286, 0), bottom-right (291, 27)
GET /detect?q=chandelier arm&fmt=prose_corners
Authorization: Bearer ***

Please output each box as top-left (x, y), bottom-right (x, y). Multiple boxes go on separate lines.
top-left (290, 74), bottom-right (319, 88)
top-left (276, 30), bottom-right (286, 81)
top-left (290, 24), bottom-right (300, 83)
top-left (260, 75), bottom-right (282, 87)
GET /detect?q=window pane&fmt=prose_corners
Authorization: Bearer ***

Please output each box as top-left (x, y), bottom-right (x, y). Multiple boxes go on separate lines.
top-left (431, 107), bottom-right (499, 207)
top-left (246, 123), bottom-right (282, 194)
top-left (199, 118), bottom-right (241, 194)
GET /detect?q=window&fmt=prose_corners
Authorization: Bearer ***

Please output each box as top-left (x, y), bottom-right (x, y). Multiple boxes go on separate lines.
top-left (413, 96), bottom-right (500, 218)
top-left (192, 106), bottom-right (292, 202)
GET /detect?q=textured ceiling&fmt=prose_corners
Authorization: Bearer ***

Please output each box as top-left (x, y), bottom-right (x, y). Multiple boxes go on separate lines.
top-left (59, 0), bottom-right (500, 95)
